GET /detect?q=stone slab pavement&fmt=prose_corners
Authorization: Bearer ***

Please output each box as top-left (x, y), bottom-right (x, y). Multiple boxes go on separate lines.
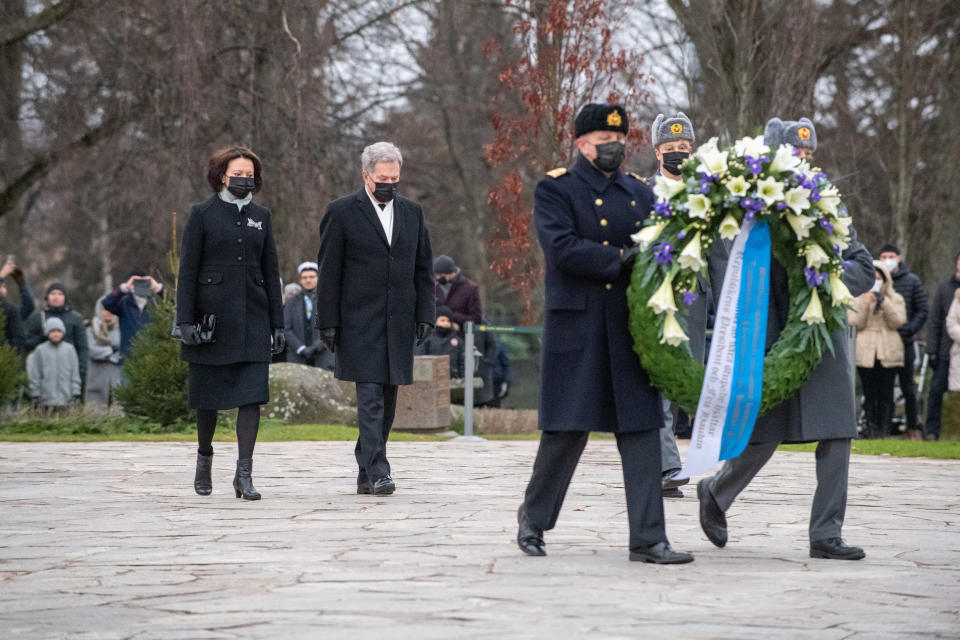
top-left (0, 440), bottom-right (958, 639)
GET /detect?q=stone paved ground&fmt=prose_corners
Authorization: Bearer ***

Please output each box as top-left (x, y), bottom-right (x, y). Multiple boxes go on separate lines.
top-left (1, 441), bottom-right (958, 639)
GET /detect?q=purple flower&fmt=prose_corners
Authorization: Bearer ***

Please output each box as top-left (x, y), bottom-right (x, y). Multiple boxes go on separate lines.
top-left (744, 211), bottom-right (755, 221)
top-left (819, 218), bottom-right (834, 234)
top-left (699, 172), bottom-right (714, 183)
top-left (745, 155), bottom-right (763, 175)
top-left (654, 199), bottom-right (673, 217)
top-left (699, 182), bottom-right (711, 194)
top-left (815, 172), bottom-right (827, 180)
top-left (841, 259), bottom-right (853, 270)
top-left (804, 268), bottom-right (826, 287)
top-left (655, 242), bottom-right (674, 266)
top-left (677, 230), bottom-right (687, 239)
top-left (810, 189), bottom-right (821, 202)
top-left (834, 245), bottom-right (842, 255)
top-left (776, 201), bottom-right (787, 210)
top-left (683, 291), bottom-right (699, 306)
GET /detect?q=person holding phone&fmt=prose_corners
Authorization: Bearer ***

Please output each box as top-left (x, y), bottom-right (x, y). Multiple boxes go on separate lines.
top-left (176, 146), bottom-right (283, 500)
top-left (101, 269), bottom-right (164, 360)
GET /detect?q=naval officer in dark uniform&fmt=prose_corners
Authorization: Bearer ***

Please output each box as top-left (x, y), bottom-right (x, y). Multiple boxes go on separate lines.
top-left (516, 104), bottom-right (694, 564)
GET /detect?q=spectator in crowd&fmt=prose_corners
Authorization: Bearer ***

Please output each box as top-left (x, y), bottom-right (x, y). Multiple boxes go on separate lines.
top-left (284, 261), bottom-right (333, 369)
top-left (101, 270), bottom-right (164, 359)
top-left (945, 289), bottom-right (960, 394)
top-left (24, 283), bottom-right (89, 387)
top-left (925, 250), bottom-right (960, 441)
top-left (416, 306), bottom-right (465, 377)
top-left (0, 256), bottom-right (37, 320)
top-left (27, 317), bottom-right (81, 414)
top-left (0, 274), bottom-right (25, 353)
top-left (283, 282), bottom-right (302, 304)
top-left (848, 261), bottom-right (907, 439)
top-left (877, 244), bottom-right (928, 439)
top-left (85, 297), bottom-right (122, 406)
top-left (489, 337), bottom-right (512, 408)
top-left (433, 255), bottom-right (482, 328)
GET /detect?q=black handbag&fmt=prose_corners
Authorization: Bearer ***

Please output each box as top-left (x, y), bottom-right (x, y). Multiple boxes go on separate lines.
top-left (170, 313), bottom-right (217, 344)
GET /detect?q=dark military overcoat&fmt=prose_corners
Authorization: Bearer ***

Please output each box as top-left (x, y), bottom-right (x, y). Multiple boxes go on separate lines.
top-left (314, 189), bottom-right (434, 385)
top-left (176, 195), bottom-right (283, 365)
top-left (535, 155), bottom-right (663, 433)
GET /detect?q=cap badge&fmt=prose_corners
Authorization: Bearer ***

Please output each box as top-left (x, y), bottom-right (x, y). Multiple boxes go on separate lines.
top-left (606, 111), bottom-right (622, 127)
top-left (798, 127), bottom-right (811, 141)
top-left (670, 123), bottom-right (683, 134)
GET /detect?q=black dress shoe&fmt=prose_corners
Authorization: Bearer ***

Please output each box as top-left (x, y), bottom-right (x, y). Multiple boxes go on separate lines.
top-left (662, 470), bottom-right (690, 491)
top-left (662, 486), bottom-right (684, 499)
top-left (810, 537), bottom-right (865, 560)
top-left (371, 476), bottom-right (395, 496)
top-left (629, 541), bottom-right (694, 564)
top-left (194, 452), bottom-right (213, 496)
top-left (697, 478), bottom-right (727, 548)
top-left (516, 505), bottom-right (546, 556)
top-left (357, 483), bottom-right (372, 495)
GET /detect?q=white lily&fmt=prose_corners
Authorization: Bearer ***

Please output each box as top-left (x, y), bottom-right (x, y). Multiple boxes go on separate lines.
top-left (800, 289), bottom-right (825, 325)
top-left (653, 178), bottom-right (686, 201)
top-left (631, 221), bottom-right (668, 251)
top-left (804, 244), bottom-right (831, 270)
top-left (833, 236), bottom-right (850, 252)
top-left (719, 214), bottom-right (740, 241)
top-left (678, 232), bottom-right (705, 272)
top-left (829, 272), bottom-right (853, 307)
top-left (725, 174), bottom-right (749, 197)
top-left (815, 186), bottom-right (841, 217)
top-left (734, 135), bottom-right (769, 159)
top-left (755, 176), bottom-right (785, 205)
top-left (785, 186), bottom-right (811, 214)
top-left (695, 137), bottom-right (728, 176)
top-left (647, 277), bottom-right (678, 315)
top-left (661, 312), bottom-right (689, 347)
top-left (769, 144), bottom-right (802, 174)
top-left (786, 213), bottom-right (815, 240)
top-left (686, 193), bottom-right (711, 219)
top-left (796, 159), bottom-right (813, 175)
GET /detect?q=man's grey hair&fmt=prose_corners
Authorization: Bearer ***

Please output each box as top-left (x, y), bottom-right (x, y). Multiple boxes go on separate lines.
top-left (361, 142), bottom-right (403, 174)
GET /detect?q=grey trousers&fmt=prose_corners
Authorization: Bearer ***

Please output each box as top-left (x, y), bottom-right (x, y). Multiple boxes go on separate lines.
top-left (660, 394), bottom-right (682, 474)
top-left (706, 438), bottom-right (851, 542)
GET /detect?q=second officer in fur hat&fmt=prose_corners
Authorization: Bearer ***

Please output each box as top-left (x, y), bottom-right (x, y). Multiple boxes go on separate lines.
top-left (515, 103), bottom-right (694, 564)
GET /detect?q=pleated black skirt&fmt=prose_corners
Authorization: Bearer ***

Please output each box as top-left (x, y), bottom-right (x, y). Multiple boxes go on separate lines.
top-left (188, 362), bottom-right (269, 410)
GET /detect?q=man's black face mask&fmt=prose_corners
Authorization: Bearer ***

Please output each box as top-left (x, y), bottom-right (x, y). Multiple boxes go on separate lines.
top-left (372, 181), bottom-right (398, 203)
top-left (593, 141), bottom-right (625, 172)
top-left (661, 151), bottom-right (690, 176)
top-left (227, 176), bottom-right (255, 199)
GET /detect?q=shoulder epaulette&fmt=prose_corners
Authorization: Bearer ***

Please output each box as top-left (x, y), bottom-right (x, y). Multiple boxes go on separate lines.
top-left (628, 172), bottom-right (649, 185)
top-left (546, 167), bottom-right (567, 178)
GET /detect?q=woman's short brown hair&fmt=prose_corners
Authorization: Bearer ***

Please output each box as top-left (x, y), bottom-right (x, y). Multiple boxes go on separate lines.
top-left (206, 146), bottom-right (263, 194)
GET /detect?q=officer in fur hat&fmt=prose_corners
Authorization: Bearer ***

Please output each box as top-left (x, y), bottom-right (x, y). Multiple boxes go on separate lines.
top-left (516, 103), bottom-right (694, 564)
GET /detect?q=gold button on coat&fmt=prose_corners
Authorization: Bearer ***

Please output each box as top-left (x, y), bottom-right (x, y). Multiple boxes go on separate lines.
top-left (635, 221), bottom-right (642, 227)
top-left (595, 198), bottom-right (603, 206)
top-left (602, 240), bottom-right (609, 246)
top-left (631, 200), bottom-right (636, 206)
top-left (605, 283), bottom-right (612, 290)
top-left (600, 218), bottom-right (608, 226)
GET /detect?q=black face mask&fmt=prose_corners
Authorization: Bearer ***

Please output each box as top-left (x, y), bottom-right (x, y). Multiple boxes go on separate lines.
top-left (661, 151), bottom-right (690, 176)
top-left (226, 176), bottom-right (255, 199)
top-left (436, 276), bottom-right (449, 285)
top-left (436, 326), bottom-right (452, 337)
top-left (592, 141), bottom-right (625, 172)
top-left (372, 181), bottom-right (399, 203)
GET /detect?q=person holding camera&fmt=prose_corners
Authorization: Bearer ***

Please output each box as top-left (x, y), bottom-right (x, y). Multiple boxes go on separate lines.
top-left (101, 269), bottom-right (164, 360)
top-left (176, 146), bottom-right (284, 500)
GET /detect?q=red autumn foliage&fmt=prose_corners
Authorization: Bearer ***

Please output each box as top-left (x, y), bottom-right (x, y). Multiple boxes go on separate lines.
top-left (485, 0), bottom-right (649, 320)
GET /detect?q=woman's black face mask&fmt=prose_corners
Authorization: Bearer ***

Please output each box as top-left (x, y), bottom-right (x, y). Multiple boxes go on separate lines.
top-left (227, 176), bottom-right (255, 198)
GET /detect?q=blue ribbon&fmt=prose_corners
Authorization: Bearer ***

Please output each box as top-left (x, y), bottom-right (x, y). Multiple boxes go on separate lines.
top-left (719, 220), bottom-right (771, 460)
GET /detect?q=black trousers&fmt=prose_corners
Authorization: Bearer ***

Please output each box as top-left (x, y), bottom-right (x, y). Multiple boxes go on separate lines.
top-left (925, 360), bottom-right (950, 438)
top-left (355, 382), bottom-right (398, 485)
top-left (858, 363), bottom-right (896, 436)
top-left (522, 429), bottom-right (666, 550)
top-left (895, 343), bottom-right (919, 431)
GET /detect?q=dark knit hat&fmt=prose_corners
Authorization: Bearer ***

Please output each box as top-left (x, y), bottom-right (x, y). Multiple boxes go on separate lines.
top-left (46, 282), bottom-right (66, 296)
top-left (436, 305), bottom-right (453, 320)
top-left (651, 112), bottom-right (695, 148)
top-left (879, 243), bottom-right (900, 255)
top-left (764, 117), bottom-right (817, 151)
top-left (433, 255), bottom-right (456, 274)
top-left (575, 103), bottom-right (629, 138)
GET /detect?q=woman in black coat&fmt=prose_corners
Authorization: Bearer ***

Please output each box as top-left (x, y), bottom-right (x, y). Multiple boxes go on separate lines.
top-left (176, 146), bottom-right (284, 500)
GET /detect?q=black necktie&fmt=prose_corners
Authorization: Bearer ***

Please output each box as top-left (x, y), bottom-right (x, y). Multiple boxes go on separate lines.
top-left (378, 203), bottom-right (386, 210)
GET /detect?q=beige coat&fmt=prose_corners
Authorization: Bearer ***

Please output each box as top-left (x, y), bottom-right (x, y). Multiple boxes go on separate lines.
top-left (944, 290), bottom-right (960, 391)
top-left (848, 261), bottom-right (907, 368)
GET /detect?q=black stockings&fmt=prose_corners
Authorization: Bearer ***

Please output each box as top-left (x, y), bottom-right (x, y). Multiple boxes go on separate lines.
top-left (196, 403), bottom-right (261, 458)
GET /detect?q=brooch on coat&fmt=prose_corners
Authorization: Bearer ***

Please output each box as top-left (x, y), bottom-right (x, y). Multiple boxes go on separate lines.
top-left (246, 218), bottom-right (263, 230)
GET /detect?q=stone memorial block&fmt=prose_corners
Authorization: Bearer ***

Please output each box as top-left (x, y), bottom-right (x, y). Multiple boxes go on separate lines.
top-left (393, 355), bottom-right (451, 433)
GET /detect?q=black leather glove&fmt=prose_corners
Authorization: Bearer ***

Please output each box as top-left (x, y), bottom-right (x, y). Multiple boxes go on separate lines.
top-left (271, 328), bottom-right (286, 355)
top-left (620, 245), bottom-right (641, 268)
top-left (928, 354), bottom-right (939, 370)
top-left (179, 323), bottom-right (202, 346)
top-left (301, 344), bottom-right (318, 361)
top-left (416, 322), bottom-right (433, 345)
top-left (320, 327), bottom-right (338, 353)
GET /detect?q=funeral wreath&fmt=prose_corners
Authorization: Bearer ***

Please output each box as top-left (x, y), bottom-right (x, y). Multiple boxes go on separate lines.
top-left (626, 136), bottom-right (855, 415)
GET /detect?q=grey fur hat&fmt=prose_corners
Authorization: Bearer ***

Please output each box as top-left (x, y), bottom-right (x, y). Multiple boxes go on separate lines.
top-left (651, 112), bottom-right (695, 148)
top-left (764, 117), bottom-right (817, 151)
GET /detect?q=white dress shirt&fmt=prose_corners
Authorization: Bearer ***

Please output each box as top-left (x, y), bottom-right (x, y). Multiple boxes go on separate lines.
top-left (365, 189), bottom-right (394, 245)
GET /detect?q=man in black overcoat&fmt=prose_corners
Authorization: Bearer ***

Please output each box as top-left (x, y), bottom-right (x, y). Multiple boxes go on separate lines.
top-left (516, 104), bottom-right (694, 564)
top-left (315, 141), bottom-right (435, 496)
